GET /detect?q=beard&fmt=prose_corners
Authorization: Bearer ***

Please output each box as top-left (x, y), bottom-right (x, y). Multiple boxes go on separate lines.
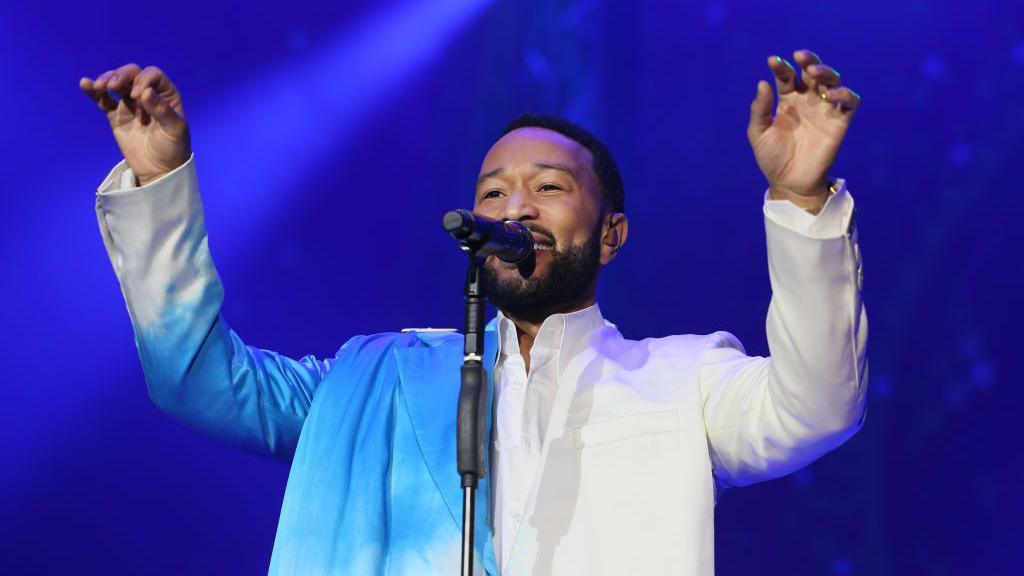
top-left (481, 227), bottom-right (602, 323)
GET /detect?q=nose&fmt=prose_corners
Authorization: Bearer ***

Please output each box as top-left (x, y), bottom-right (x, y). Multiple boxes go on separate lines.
top-left (502, 188), bottom-right (540, 222)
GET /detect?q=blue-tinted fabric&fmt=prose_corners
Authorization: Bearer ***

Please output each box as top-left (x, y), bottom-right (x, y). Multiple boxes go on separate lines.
top-left (148, 311), bottom-right (501, 574)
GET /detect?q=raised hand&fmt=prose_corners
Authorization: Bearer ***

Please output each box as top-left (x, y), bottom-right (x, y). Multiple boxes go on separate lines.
top-left (747, 49), bottom-right (861, 212)
top-left (80, 64), bottom-right (190, 186)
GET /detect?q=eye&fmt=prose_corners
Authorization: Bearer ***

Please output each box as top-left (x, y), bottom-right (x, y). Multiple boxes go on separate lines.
top-left (538, 183), bottom-right (563, 192)
top-left (481, 189), bottom-right (502, 200)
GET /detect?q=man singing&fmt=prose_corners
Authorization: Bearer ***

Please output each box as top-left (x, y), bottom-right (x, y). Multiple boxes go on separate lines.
top-left (82, 48), bottom-right (867, 575)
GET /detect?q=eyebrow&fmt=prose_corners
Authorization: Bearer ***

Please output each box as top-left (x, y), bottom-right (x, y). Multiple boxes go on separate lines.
top-left (476, 167), bottom-right (505, 184)
top-left (533, 163), bottom-right (576, 178)
top-left (476, 163), bottom-right (577, 184)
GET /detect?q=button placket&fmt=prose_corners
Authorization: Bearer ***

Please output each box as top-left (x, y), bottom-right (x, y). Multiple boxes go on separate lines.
top-left (509, 498), bottom-right (523, 523)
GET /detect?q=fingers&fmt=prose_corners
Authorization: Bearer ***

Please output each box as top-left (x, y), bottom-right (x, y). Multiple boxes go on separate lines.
top-left (130, 66), bottom-right (186, 127)
top-left (130, 66), bottom-right (170, 100)
top-left (792, 49), bottom-right (821, 90)
top-left (793, 49), bottom-right (842, 97)
top-left (99, 63), bottom-right (142, 98)
top-left (823, 86), bottom-right (862, 114)
top-left (748, 80), bottom-right (774, 140)
top-left (792, 49), bottom-right (860, 113)
top-left (138, 86), bottom-right (185, 129)
top-left (757, 49), bottom-right (862, 129)
top-left (79, 76), bottom-right (117, 112)
top-left (81, 63), bottom-right (187, 128)
top-left (768, 55), bottom-right (798, 96)
top-left (792, 49), bottom-right (822, 68)
top-left (767, 52), bottom-right (837, 98)
top-left (808, 64), bottom-right (841, 89)
top-left (81, 63), bottom-right (142, 115)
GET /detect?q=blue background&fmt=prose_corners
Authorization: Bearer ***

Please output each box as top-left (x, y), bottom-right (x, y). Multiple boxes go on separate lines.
top-left (2, 0), bottom-right (1022, 573)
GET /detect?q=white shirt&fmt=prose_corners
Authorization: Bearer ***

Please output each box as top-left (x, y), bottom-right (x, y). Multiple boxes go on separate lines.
top-left (488, 188), bottom-right (858, 574)
top-left (490, 305), bottom-right (611, 572)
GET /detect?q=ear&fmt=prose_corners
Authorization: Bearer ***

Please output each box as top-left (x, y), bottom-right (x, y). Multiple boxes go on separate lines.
top-left (599, 212), bottom-right (629, 265)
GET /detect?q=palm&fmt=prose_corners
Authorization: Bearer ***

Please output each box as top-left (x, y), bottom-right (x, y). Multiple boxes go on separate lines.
top-left (747, 51), bottom-right (860, 200)
top-left (107, 95), bottom-right (187, 182)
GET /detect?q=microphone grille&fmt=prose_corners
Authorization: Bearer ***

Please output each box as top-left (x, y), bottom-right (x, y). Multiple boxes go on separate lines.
top-left (508, 220), bottom-right (534, 246)
top-left (502, 220), bottom-right (535, 263)
top-left (443, 209), bottom-right (474, 239)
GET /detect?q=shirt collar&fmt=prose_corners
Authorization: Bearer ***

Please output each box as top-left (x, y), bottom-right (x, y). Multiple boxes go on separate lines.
top-left (493, 303), bottom-right (608, 359)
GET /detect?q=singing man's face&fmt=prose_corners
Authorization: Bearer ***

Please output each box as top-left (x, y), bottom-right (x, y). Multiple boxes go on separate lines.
top-left (473, 127), bottom-right (624, 318)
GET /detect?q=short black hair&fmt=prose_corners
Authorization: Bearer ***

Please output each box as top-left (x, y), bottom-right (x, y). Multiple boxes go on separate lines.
top-left (502, 114), bottom-right (625, 214)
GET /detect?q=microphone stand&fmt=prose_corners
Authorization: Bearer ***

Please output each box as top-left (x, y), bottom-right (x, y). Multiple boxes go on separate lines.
top-left (457, 250), bottom-right (489, 576)
top-left (442, 209), bottom-right (531, 575)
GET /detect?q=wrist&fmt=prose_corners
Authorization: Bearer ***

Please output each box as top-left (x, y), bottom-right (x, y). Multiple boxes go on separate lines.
top-left (769, 180), bottom-right (837, 215)
top-left (134, 153), bottom-right (190, 187)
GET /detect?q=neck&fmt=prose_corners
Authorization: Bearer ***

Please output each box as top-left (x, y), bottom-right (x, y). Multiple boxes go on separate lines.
top-left (500, 289), bottom-right (596, 373)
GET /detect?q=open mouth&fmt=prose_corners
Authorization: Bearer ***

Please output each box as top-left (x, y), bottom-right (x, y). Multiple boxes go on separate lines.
top-left (531, 233), bottom-right (555, 252)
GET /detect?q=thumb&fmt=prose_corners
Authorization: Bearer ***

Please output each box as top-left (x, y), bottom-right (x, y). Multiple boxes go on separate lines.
top-left (747, 80), bottom-right (774, 141)
top-left (139, 87), bottom-right (184, 131)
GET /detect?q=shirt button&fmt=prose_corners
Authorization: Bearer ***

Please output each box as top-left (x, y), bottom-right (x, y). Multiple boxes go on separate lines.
top-left (510, 381), bottom-right (523, 390)
top-left (513, 512), bottom-right (523, 523)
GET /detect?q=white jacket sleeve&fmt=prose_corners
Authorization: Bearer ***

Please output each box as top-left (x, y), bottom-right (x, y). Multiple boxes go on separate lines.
top-left (699, 180), bottom-right (868, 488)
top-left (96, 156), bottom-right (332, 460)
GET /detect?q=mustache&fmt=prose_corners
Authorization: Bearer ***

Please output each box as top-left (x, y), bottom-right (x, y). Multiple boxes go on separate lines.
top-left (522, 223), bottom-right (557, 248)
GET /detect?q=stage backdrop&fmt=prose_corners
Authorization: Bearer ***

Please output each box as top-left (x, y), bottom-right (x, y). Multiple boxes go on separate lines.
top-left (2, 0), bottom-right (1021, 574)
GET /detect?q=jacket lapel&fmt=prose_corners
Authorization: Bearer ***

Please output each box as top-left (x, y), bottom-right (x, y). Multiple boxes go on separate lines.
top-left (395, 325), bottom-right (499, 575)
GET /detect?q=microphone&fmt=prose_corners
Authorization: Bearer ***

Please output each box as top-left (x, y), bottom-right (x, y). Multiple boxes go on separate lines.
top-left (443, 209), bottom-right (534, 263)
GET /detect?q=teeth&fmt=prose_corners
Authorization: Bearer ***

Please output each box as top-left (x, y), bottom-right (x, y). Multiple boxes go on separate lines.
top-left (535, 244), bottom-right (553, 251)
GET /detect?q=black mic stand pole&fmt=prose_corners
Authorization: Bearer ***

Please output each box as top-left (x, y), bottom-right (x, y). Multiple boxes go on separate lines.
top-left (442, 209), bottom-right (531, 575)
top-left (458, 250), bottom-right (489, 576)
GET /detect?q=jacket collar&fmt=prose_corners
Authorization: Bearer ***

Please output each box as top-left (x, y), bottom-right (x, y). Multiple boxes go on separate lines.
top-left (394, 321), bottom-right (500, 575)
